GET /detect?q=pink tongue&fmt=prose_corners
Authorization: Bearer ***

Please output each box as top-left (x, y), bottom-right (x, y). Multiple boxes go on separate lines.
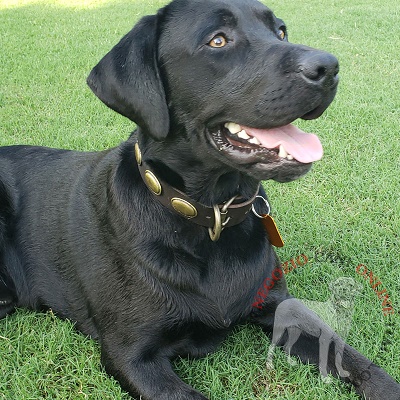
top-left (244, 124), bottom-right (323, 163)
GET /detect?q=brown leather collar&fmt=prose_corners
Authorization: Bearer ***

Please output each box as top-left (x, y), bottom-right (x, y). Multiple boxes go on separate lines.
top-left (134, 143), bottom-right (259, 241)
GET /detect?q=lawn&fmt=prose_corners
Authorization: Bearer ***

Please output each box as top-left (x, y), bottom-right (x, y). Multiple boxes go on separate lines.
top-left (0, 0), bottom-right (399, 399)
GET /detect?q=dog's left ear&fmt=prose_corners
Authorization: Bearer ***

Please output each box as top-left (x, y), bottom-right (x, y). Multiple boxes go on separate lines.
top-left (87, 14), bottom-right (169, 140)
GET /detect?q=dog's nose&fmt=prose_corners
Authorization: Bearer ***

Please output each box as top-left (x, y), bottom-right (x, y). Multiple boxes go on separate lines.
top-left (299, 51), bottom-right (339, 87)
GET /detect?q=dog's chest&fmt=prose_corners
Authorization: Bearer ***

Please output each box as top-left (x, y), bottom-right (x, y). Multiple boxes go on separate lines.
top-left (160, 249), bottom-right (265, 329)
top-left (155, 263), bottom-right (262, 359)
top-left (137, 226), bottom-right (271, 345)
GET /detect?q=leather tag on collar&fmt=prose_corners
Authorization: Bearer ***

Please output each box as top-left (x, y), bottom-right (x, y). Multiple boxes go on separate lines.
top-left (261, 214), bottom-right (284, 247)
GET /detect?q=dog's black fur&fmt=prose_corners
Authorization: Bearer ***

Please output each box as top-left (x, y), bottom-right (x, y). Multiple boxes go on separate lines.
top-left (0, 0), bottom-right (399, 399)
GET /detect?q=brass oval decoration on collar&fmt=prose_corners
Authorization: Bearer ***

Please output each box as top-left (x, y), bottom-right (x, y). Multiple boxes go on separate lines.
top-left (134, 143), bottom-right (142, 165)
top-left (171, 198), bottom-right (198, 219)
top-left (144, 170), bottom-right (162, 196)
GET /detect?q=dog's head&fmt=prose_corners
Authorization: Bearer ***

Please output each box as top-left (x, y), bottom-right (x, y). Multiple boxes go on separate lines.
top-left (329, 277), bottom-right (363, 307)
top-left (88, 0), bottom-right (339, 184)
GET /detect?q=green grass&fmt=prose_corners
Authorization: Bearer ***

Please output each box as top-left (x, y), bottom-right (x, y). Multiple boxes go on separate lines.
top-left (0, 0), bottom-right (399, 399)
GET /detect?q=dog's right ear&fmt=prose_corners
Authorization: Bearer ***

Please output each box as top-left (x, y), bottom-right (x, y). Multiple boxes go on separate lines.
top-left (87, 15), bottom-right (169, 140)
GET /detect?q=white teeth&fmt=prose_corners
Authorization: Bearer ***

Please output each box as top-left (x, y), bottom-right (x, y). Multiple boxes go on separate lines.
top-left (237, 130), bottom-right (251, 140)
top-left (224, 122), bottom-right (263, 146)
top-left (248, 137), bottom-right (261, 145)
top-left (224, 122), bottom-right (241, 134)
top-left (224, 123), bottom-right (295, 158)
top-left (278, 144), bottom-right (294, 160)
top-left (278, 144), bottom-right (288, 158)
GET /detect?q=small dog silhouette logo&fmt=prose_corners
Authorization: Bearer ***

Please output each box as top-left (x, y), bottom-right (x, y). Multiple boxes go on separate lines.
top-left (266, 277), bottom-right (362, 383)
top-left (301, 277), bottom-right (363, 340)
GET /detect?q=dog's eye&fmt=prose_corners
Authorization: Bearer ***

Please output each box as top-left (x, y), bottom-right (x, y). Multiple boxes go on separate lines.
top-left (277, 28), bottom-right (286, 40)
top-left (209, 35), bottom-right (228, 48)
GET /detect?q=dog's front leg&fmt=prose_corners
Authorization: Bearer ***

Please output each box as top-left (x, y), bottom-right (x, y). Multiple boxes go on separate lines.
top-left (100, 343), bottom-right (208, 400)
top-left (253, 290), bottom-right (400, 399)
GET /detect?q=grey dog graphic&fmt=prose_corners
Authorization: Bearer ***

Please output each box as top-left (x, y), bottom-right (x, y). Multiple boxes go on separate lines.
top-left (301, 277), bottom-right (363, 340)
top-left (266, 278), bottom-right (363, 382)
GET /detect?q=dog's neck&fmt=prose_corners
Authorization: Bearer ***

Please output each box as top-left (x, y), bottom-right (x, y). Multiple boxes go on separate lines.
top-left (135, 132), bottom-right (260, 207)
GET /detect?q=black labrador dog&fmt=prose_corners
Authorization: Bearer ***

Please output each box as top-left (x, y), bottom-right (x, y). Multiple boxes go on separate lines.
top-left (1, 0), bottom-right (399, 399)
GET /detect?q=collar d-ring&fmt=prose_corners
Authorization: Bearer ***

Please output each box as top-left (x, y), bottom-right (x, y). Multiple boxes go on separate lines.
top-left (252, 195), bottom-right (271, 218)
top-left (208, 195), bottom-right (237, 241)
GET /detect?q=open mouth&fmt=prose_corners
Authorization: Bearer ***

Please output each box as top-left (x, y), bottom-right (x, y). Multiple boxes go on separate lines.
top-left (209, 122), bottom-right (324, 165)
